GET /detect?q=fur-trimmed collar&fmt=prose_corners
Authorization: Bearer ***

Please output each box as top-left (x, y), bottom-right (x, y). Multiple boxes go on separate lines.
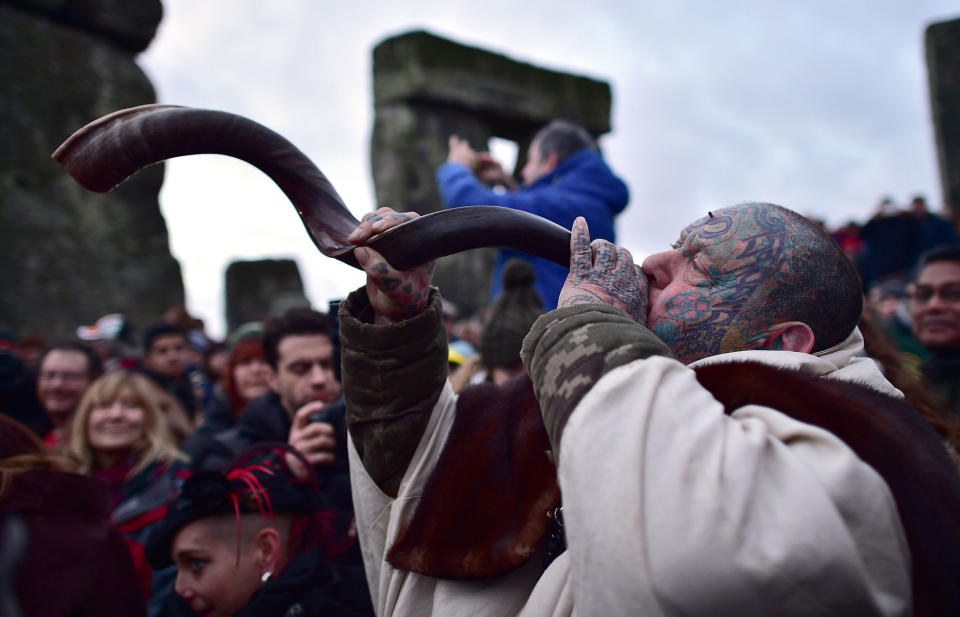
top-left (690, 327), bottom-right (905, 400)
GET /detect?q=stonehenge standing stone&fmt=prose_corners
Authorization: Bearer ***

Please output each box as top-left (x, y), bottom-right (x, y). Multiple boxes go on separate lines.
top-left (371, 30), bottom-right (614, 316)
top-left (0, 0), bottom-right (181, 342)
top-left (225, 259), bottom-right (308, 334)
top-left (927, 17), bottom-right (960, 220)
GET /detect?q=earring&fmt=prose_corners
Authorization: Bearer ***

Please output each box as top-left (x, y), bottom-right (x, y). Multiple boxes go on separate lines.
top-left (260, 570), bottom-right (272, 585)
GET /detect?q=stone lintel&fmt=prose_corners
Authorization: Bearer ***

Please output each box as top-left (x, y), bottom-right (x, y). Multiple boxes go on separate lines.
top-left (373, 30), bottom-right (612, 137)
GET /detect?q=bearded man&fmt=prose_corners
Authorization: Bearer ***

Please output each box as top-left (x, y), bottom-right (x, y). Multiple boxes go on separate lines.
top-left (339, 203), bottom-right (960, 617)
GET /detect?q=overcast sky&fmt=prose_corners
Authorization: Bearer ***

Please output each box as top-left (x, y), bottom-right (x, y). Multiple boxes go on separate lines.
top-left (138, 1), bottom-right (959, 339)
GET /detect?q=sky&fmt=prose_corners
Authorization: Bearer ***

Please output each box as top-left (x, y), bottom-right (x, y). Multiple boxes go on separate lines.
top-left (137, 1), bottom-right (960, 339)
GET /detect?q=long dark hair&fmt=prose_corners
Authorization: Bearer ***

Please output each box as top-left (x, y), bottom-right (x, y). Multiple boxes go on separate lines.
top-left (859, 311), bottom-right (960, 453)
top-left (0, 416), bottom-right (74, 501)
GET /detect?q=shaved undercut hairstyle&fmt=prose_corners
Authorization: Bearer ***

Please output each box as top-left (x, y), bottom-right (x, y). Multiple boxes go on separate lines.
top-left (759, 205), bottom-right (863, 352)
top-left (206, 512), bottom-right (292, 549)
top-left (533, 119), bottom-right (598, 163)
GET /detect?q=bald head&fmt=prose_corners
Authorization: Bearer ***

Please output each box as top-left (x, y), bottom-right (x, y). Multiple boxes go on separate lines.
top-left (644, 203), bottom-right (862, 362)
top-left (757, 205), bottom-right (862, 351)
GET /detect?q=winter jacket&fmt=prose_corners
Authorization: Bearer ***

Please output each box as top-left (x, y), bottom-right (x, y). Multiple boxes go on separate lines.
top-left (234, 547), bottom-right (373, 617)
top-left (0, 470), bottom-right (147, 617)
top-left (436, 148), bottom-right (628, 309)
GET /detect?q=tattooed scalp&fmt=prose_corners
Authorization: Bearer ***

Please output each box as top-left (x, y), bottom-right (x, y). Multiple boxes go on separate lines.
top-left (758, 205), bottom-right (862, 351)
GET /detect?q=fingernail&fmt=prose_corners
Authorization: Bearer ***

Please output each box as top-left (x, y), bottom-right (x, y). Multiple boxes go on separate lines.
top-left (348, 228), bottom-right (362, 242)
top-left (355, 247), bottom-right (369, 266)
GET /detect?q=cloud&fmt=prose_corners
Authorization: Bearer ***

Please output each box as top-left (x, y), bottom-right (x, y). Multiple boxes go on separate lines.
top-left (139, 0), bottom-right (959, 336)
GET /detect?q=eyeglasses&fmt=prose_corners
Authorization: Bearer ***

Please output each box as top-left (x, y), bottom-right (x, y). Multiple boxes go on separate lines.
top-left (37, 371), bottom-right (89, 383)
top-left (906, 284), bottom-right (960, 305)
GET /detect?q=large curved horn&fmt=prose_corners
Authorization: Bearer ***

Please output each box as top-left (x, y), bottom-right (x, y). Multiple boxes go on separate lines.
top-left (52, 105), bottom-right (571, 269)
top-left (366, 206), bottom-right (570, 271)
top-left (52, 105), bottom-right (361, 262)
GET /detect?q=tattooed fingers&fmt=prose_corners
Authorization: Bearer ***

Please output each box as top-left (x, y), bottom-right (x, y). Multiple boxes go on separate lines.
top-left (348, 206), bottom-right (420, 244)
top-left (591, 239), bottom-right (618, 271)
top-left (557, 219), bottom-right (648, 324)
top-left (569, 217), bottom-right (593, 275)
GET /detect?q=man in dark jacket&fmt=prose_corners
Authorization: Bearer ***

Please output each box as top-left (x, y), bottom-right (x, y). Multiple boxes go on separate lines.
top-left (436, 119), bottom-right (629, 309)
top-left (187, 308), bottom-right (345, 477)
top-left (909, 244), bottom-right (960, 414)
top-left (168, 309), bottom-right (364, 614)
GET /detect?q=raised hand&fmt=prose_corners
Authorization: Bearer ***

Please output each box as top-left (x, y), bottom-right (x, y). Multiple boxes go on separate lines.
top-left (286, 401), bottom-right (336, 478)
top-left (557, 217), bottom-right (648, 325)
top-left (447, 135), bottom-right (479, 168)
top-left (347, 207), bottom-right (436, 325)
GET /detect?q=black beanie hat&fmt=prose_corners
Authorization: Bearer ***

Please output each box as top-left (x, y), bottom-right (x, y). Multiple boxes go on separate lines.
top-left (480, 259), bottom-right (545, 368)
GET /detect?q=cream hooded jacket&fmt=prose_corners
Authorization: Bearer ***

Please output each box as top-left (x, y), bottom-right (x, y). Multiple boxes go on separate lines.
top-left (344, 299), bottom-right (912, 617)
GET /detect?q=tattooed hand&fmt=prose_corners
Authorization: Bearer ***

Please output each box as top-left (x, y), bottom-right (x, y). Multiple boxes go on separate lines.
top-left (557, 217), bottom-right (648, 324)
top-left (348, 207), bottom-right (436, 325)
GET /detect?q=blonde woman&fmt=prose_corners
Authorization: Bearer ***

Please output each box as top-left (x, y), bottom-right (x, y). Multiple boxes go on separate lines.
top-left (66, 369), bottom-right (188, 602)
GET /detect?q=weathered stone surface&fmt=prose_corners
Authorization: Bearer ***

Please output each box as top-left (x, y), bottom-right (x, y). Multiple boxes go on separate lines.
top-left (371, 102), bottom-right (492, 215)
top-left (0, 4), bottom-right (182, 341)
top-left (927, 17), bottom-right (960, 218)
top-left (225, 259), bottom-right (307, 333)
top-left (374, 30), bottom-right (611, 136)
top-left (370, 101), bottom-right (498, 312)
top-left (370, 30), bottom-right (614, 316)
top-left (4, 0), bottom-right (163, 52)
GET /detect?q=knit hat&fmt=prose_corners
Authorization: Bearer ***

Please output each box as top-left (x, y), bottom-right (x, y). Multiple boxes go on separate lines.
top-left (480, 259), bottom-right (545, 368)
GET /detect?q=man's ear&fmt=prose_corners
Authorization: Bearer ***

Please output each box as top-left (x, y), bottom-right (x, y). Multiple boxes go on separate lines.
top-left (253, 527), bottom-right (282, 572)
top-left (761, 321), bottom-right (815, 354)
top-left (543, 151), bottom-right (560, 173)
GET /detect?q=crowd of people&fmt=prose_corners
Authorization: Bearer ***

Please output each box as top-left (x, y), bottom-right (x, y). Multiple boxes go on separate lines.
top-left (0, 301), bottom-right (374, 616)
top-left (1, 117), bottom-right (959, 617)
top-left (823, 194), bottom-right (960, 414)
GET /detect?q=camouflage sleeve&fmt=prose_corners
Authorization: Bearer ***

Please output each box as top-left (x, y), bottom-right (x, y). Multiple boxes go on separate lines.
top-left (520, 303), bottom-right (674, 455)
top-left (339, 286), bottom-right (448, 497)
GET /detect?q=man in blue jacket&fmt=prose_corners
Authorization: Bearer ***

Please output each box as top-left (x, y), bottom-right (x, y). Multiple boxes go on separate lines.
top-left (436, 120), bottom-right (629, 310)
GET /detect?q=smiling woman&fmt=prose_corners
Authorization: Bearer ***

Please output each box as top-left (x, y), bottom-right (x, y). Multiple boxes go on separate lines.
top-left (66, 371), bottom-right (186, 484)
top-left (64, 370), bottom-right (189, 605)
